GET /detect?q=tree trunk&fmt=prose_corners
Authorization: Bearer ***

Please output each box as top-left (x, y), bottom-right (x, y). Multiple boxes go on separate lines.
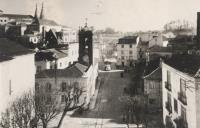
top-left (57, 110), bottom-right (67, 128)
top-left (42, 120), bottom-right (47, 128)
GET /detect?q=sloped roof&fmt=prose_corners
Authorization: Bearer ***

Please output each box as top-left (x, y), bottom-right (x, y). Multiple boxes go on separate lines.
top-left (0, 38), bottom-right (34, 57)
top-left (164, 54), bottom-right (200, 76)
top-left (0, 14), bottom-right (33, 19)
top-left (118, 36), bottom-right (138, 44)
top-left (36, 63), bottom-right (88, 78)
top-left (35, 49), bottom-right (68, 61)
top-left (143, 67), bottom-right (162, 80)
top-left (148, 45), bottom-right (172, 52)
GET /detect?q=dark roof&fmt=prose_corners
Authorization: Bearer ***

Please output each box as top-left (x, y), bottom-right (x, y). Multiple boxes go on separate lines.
top-left (0, 14), bottom-right (33, 19)
top-left (148, 45), bottom-right (172, 52)
top-left (0, 38), bottom-right (34, 58)
top-left (38, 19), bottom-right (58, 26)
top-left (164, 54), bottom-right (200, 76)
top-left (36, 63), bottom-right (88, 78)
top-left (144, 58), bottom-right (160, 76)
top-left (118, 36), bottom-right (138, 44)
top-left (143, 67), bottom-right (162, 80)
top-left (139, 41), bottom-right (149, 46)
top-left (0, 55), bottom-right (13, 62)
top-left (35, 49), bottom-right (68, 61)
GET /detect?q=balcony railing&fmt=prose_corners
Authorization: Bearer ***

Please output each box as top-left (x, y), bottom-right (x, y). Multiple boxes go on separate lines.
top-left (165, 82), bottom-right (171, 91)
top-left (165, 101), bottom-right (172, 114)
top-left (174, 117), bottom-right (188, 128)
top-left (178, 92), bottom-right (187, 105)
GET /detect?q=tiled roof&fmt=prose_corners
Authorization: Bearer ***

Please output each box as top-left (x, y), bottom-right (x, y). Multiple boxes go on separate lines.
top-left (164, 54), bottom-right (200, 76)
top-left (118, 36), bottom-right (138, 44)
top-left (143, 67), bottom-right (162, 80)
top-left (148, 45), bottom-right (172, 52)
top-left (0, 38), bottom-right (34, 58)
top-left (35, 49), bottom-right (68, 61)
top-left (36, 63), bottom-right (88, 78)
top-left (0, 14), bottom-right (33, 19)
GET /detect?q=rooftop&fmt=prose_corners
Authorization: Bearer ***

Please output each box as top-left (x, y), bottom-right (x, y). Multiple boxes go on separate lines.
top-left (0, 14), bottom-right (33, 19)
top-left (36, 63), bottom-right (88, 78)
top-left (35, 49), bottom-right (68, 61)
top-left (164, 54), bottom-right (200, 77)
top-left (0, 38), bottom-right (34, 59)
top-left (143, 67), bottom-right (162, 80)
top-left (118, 36), bottom-right (138, 44)
top-left (148, 45), bottom-right (172, 52)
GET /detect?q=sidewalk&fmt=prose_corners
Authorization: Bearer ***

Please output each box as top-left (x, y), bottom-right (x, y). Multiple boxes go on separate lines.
top-left (89, 77), bottom-right (102, 109)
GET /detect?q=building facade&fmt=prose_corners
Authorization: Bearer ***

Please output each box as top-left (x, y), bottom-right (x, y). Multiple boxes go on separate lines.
top-left (0, 38), bottom-right (35, 115)
top-left (162, 55), bottom-right (200, 128)
top-left (144, 67), bottom-right (162, 109)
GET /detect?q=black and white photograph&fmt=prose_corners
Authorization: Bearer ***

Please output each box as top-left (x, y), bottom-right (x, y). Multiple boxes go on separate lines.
top-left (0, 0), bottom-right (199, 128)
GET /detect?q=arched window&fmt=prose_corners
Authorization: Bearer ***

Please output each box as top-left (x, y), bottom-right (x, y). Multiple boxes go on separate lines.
top-left (46, 83), bottom-right (52, 92)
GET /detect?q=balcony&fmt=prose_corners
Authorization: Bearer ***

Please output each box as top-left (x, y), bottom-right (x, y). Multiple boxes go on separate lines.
top-left (165, 82), bottom-right (171, 91)
top-left (178, 92), bottom-right (187, 105)
top-left (165, 101), bottom-right (172, 114)
top-left (174, 117), bottom-right (188, 128)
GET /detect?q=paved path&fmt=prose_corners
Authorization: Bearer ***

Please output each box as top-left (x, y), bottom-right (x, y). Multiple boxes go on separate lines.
top-left (59, 70), bottom-right (132, 128)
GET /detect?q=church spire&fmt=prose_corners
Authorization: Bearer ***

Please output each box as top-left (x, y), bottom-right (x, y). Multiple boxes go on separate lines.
top-left (40, 2), bottom-right (45, 19)
top-left (34, 3), bottom-right (38, 19)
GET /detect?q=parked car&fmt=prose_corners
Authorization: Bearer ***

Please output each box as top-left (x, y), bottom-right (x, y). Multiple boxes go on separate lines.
top-left (104, 64), bottom-right (111, 71)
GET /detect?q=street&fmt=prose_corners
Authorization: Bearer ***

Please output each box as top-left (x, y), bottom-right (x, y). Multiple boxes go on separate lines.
top-left (58, 68), bottom-right (132, 128)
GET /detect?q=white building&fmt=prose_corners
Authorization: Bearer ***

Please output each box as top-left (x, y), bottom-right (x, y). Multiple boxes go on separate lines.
top-left (61, 27), bottom-right (77, 43)
top-left (162, 54), bottom-right (200, 128)
top-left (35, 45), bottom-right (79, 73)
top-left (35, 62), bottom-right (98, 107)
top-left (116, 36), bottom-right (141, 66)
top-left (0, 38), bottom-right (35, 114)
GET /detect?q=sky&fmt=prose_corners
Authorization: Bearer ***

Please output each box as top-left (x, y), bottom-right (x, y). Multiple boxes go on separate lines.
top-left (0, 0), bottom-right (200, 32)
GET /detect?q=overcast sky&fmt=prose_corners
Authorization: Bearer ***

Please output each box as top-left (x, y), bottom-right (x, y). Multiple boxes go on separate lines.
top-left (0, 0), bottom-right (200, 32)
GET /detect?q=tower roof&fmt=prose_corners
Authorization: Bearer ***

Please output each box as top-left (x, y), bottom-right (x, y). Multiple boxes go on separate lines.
top-left (40, 2), bottom-right (44, 19)
top-left (34, 4), bottom-right (38, 18)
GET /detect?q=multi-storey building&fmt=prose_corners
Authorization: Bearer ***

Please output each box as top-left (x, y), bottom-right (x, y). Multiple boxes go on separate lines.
top-left (144, 67), bottom-right (162, 109)
top-left (0, 38), bottom-right (35, 115)
top-left (116, 36), bottom-right (140, 66)
top-left (162, 54), bottom-right (200, 128)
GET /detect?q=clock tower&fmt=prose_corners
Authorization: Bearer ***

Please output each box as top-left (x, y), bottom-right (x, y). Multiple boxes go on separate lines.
top-left (78, 20), bottom-right (93, 66)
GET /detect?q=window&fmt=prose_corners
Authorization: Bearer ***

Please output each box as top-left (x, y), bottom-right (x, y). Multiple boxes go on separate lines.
top-left (121, 56), bottom-right (125, 60)
top-left (121, 51), bottom-right (124, 54)
top-left (121, 44), bottom-right (124, 48)
top-left (35, 83), bottom-right (39, 91)
top-left (0, 20), bottom-right (2, 22)
top-left (61, 95), bottom-right (65, 103)
top-left (167, 70), bottom-right (171, 83)
top-left (149, 98), bottom-right (156, 104)
top-left (181, 106), bottom-right (187, 121)
top-left (46, 96), bottom-right (51, 104)
top-left (167, 92), bottom-right (171, 104)
top-left (61, 82), bottom-right (67, 92)
top-left (46, 83), bottom-right (52, 92)
top-left (129, 51), bottom-right (133, 54)
top-left (60, 62), bottom-right (62, 67)
top-left (37, 66), bottom-right (42, 73)
top-left (180, 79), bottom-right (186, 94)
top-left (4, 20), bottom-right (6, 22)
top-left (129, 44), bottom-right (132, 48)
top-left (174, 98), bottom-right (178, 113)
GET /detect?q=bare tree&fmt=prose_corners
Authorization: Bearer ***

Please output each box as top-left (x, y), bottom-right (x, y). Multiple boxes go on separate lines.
top-left (57, 84), bottom-right (86, 128)
top-left (119, 95), bottom-right (148, 128)
top-left (0, 109), bottom-right (11, 128)
top-left (35, 93), bottom-right (60, 128)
